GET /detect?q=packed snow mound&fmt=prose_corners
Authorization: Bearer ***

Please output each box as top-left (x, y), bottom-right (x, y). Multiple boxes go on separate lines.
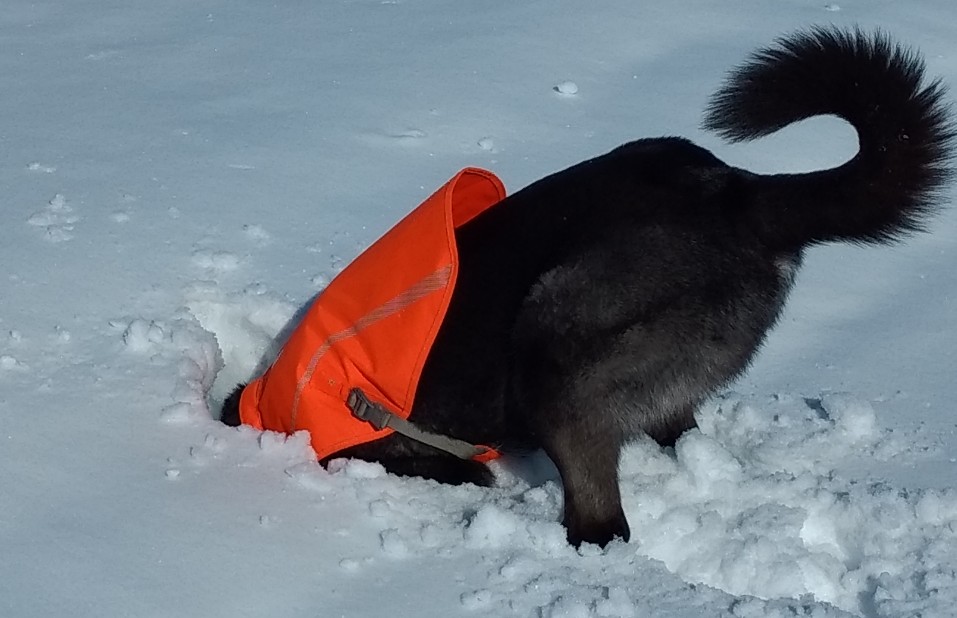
top-left (164, 299), bottom-right (957, 617)
top-left (624, 394), bottom-right (955, 615)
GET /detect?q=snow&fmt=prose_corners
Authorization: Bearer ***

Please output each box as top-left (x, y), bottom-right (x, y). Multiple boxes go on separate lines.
top-left (554, 81), bottom-right (580, 96)
top-left (2, 1), bottom-right (957, 617)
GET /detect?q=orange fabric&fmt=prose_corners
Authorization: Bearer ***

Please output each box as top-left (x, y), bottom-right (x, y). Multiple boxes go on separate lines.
top-left (239, 168), bottom-right (506, 461)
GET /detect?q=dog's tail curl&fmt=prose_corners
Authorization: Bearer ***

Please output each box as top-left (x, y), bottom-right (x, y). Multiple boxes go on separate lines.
top-left (704, 28), bottom-right (955, 251)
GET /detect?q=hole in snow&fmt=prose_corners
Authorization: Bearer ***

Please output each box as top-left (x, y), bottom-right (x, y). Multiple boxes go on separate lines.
top-left (185, 294), bottom-right (301, 411)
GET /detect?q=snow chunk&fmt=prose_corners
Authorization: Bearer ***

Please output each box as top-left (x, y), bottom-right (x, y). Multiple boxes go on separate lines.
top-left (338, 558), bottom-right (363, 573)
top-left (464, 503), bottom-right (522, 549)
top-left (0, 355), bottom-right (25, 371)
top-left (553, 80), bottom-right (579, 95)
top-left (819, 393), bottom-right (878, 442)
top-left (242, 224), bottom-right (270, 243)
top-left (675, 431), bottom-right (744, 489)
top-left (27, 194), bottom-right (78, 242)
top-left (122, 319), bottom-right (166, 352)
top-left (328, 458), bottom-right (387, 479)
top-left (191, 249), bottom-right (241, 272)
top-left (460, 588), bottom-right (493, 610)
top-left (257, 430), bottom-right (289, 452)
top-left (27, 161), bottom-right (56, 173)
top-left (595, 587), bottom-right (637, 618)
top-left (161, 402), bottom-right (203, 425)
top-left (380, 528), bottom-right (410, 557)
top-left (286, 462), bottom-right (336, 495)
top-left (53, 326), bottom-right (71, 343)
top-left (540, 594), bottom-right (590, 618)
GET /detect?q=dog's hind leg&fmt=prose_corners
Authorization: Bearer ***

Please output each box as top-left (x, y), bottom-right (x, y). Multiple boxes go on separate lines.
top-left (536, 406), bottom-right (631, 547)
top-left (645, 402), bottom-right (698, 448)
top-left (511, 348), bottom-right (632, 546)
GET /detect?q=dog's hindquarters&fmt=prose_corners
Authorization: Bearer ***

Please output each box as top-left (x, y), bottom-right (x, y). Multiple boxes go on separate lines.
top-left (509, 221), bottom-right (794, 546)
top-left (502, 29), bottom-right (954, 547)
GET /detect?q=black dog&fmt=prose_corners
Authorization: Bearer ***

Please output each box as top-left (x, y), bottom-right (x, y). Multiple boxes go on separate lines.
top-left (223, 29), bottom-right (953, 548)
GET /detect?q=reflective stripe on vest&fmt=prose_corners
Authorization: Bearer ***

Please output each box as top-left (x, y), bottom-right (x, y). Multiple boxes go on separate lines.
top-left (239, 168), bottom-right (507, 461)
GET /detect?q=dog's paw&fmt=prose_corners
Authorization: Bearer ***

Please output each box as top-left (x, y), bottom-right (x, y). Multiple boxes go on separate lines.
top-left (564, 510), bottom-right (631, 549)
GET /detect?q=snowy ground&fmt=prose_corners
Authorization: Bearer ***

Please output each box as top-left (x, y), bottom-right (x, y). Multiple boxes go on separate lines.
top-left (2, 1), bottom-right (957, 617)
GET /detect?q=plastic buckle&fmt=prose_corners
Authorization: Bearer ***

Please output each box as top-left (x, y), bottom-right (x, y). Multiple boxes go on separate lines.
top-left (346, 388), bottom-right (392, 430)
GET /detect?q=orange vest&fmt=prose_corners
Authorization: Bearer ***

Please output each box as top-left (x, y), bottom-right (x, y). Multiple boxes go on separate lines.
top-left (239, 168), bottom-right (506, 461)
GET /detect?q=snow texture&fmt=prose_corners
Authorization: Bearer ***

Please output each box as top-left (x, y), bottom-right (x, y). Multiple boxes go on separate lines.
top-left (2, 1), bottom-right (957, 617)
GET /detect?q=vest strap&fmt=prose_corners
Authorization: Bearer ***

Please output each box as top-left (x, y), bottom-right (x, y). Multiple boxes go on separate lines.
top-left (346, 388), bottom-right (495, 462)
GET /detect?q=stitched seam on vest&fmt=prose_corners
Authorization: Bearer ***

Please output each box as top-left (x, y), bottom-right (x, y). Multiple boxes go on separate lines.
top-left (289, 264), bottom-right (453, 430)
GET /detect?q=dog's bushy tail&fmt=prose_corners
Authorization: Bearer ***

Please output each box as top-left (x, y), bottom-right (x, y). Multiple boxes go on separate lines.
top-left (704, 28), bottom-right (955, 251)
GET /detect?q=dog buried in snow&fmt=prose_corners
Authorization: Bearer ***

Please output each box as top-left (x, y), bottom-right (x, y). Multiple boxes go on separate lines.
top-left (222, 29), bottom-right (954, 548)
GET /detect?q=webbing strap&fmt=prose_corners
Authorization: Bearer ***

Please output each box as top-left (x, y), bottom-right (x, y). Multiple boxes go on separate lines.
top-left (346, 388), bottom-right (493, 461)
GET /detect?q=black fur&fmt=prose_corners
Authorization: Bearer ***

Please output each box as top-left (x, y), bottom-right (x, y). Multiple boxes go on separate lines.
top-left (221, 384), bottom-right (243, 428)
top-left (223, 29), bottom-right (954, 548)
